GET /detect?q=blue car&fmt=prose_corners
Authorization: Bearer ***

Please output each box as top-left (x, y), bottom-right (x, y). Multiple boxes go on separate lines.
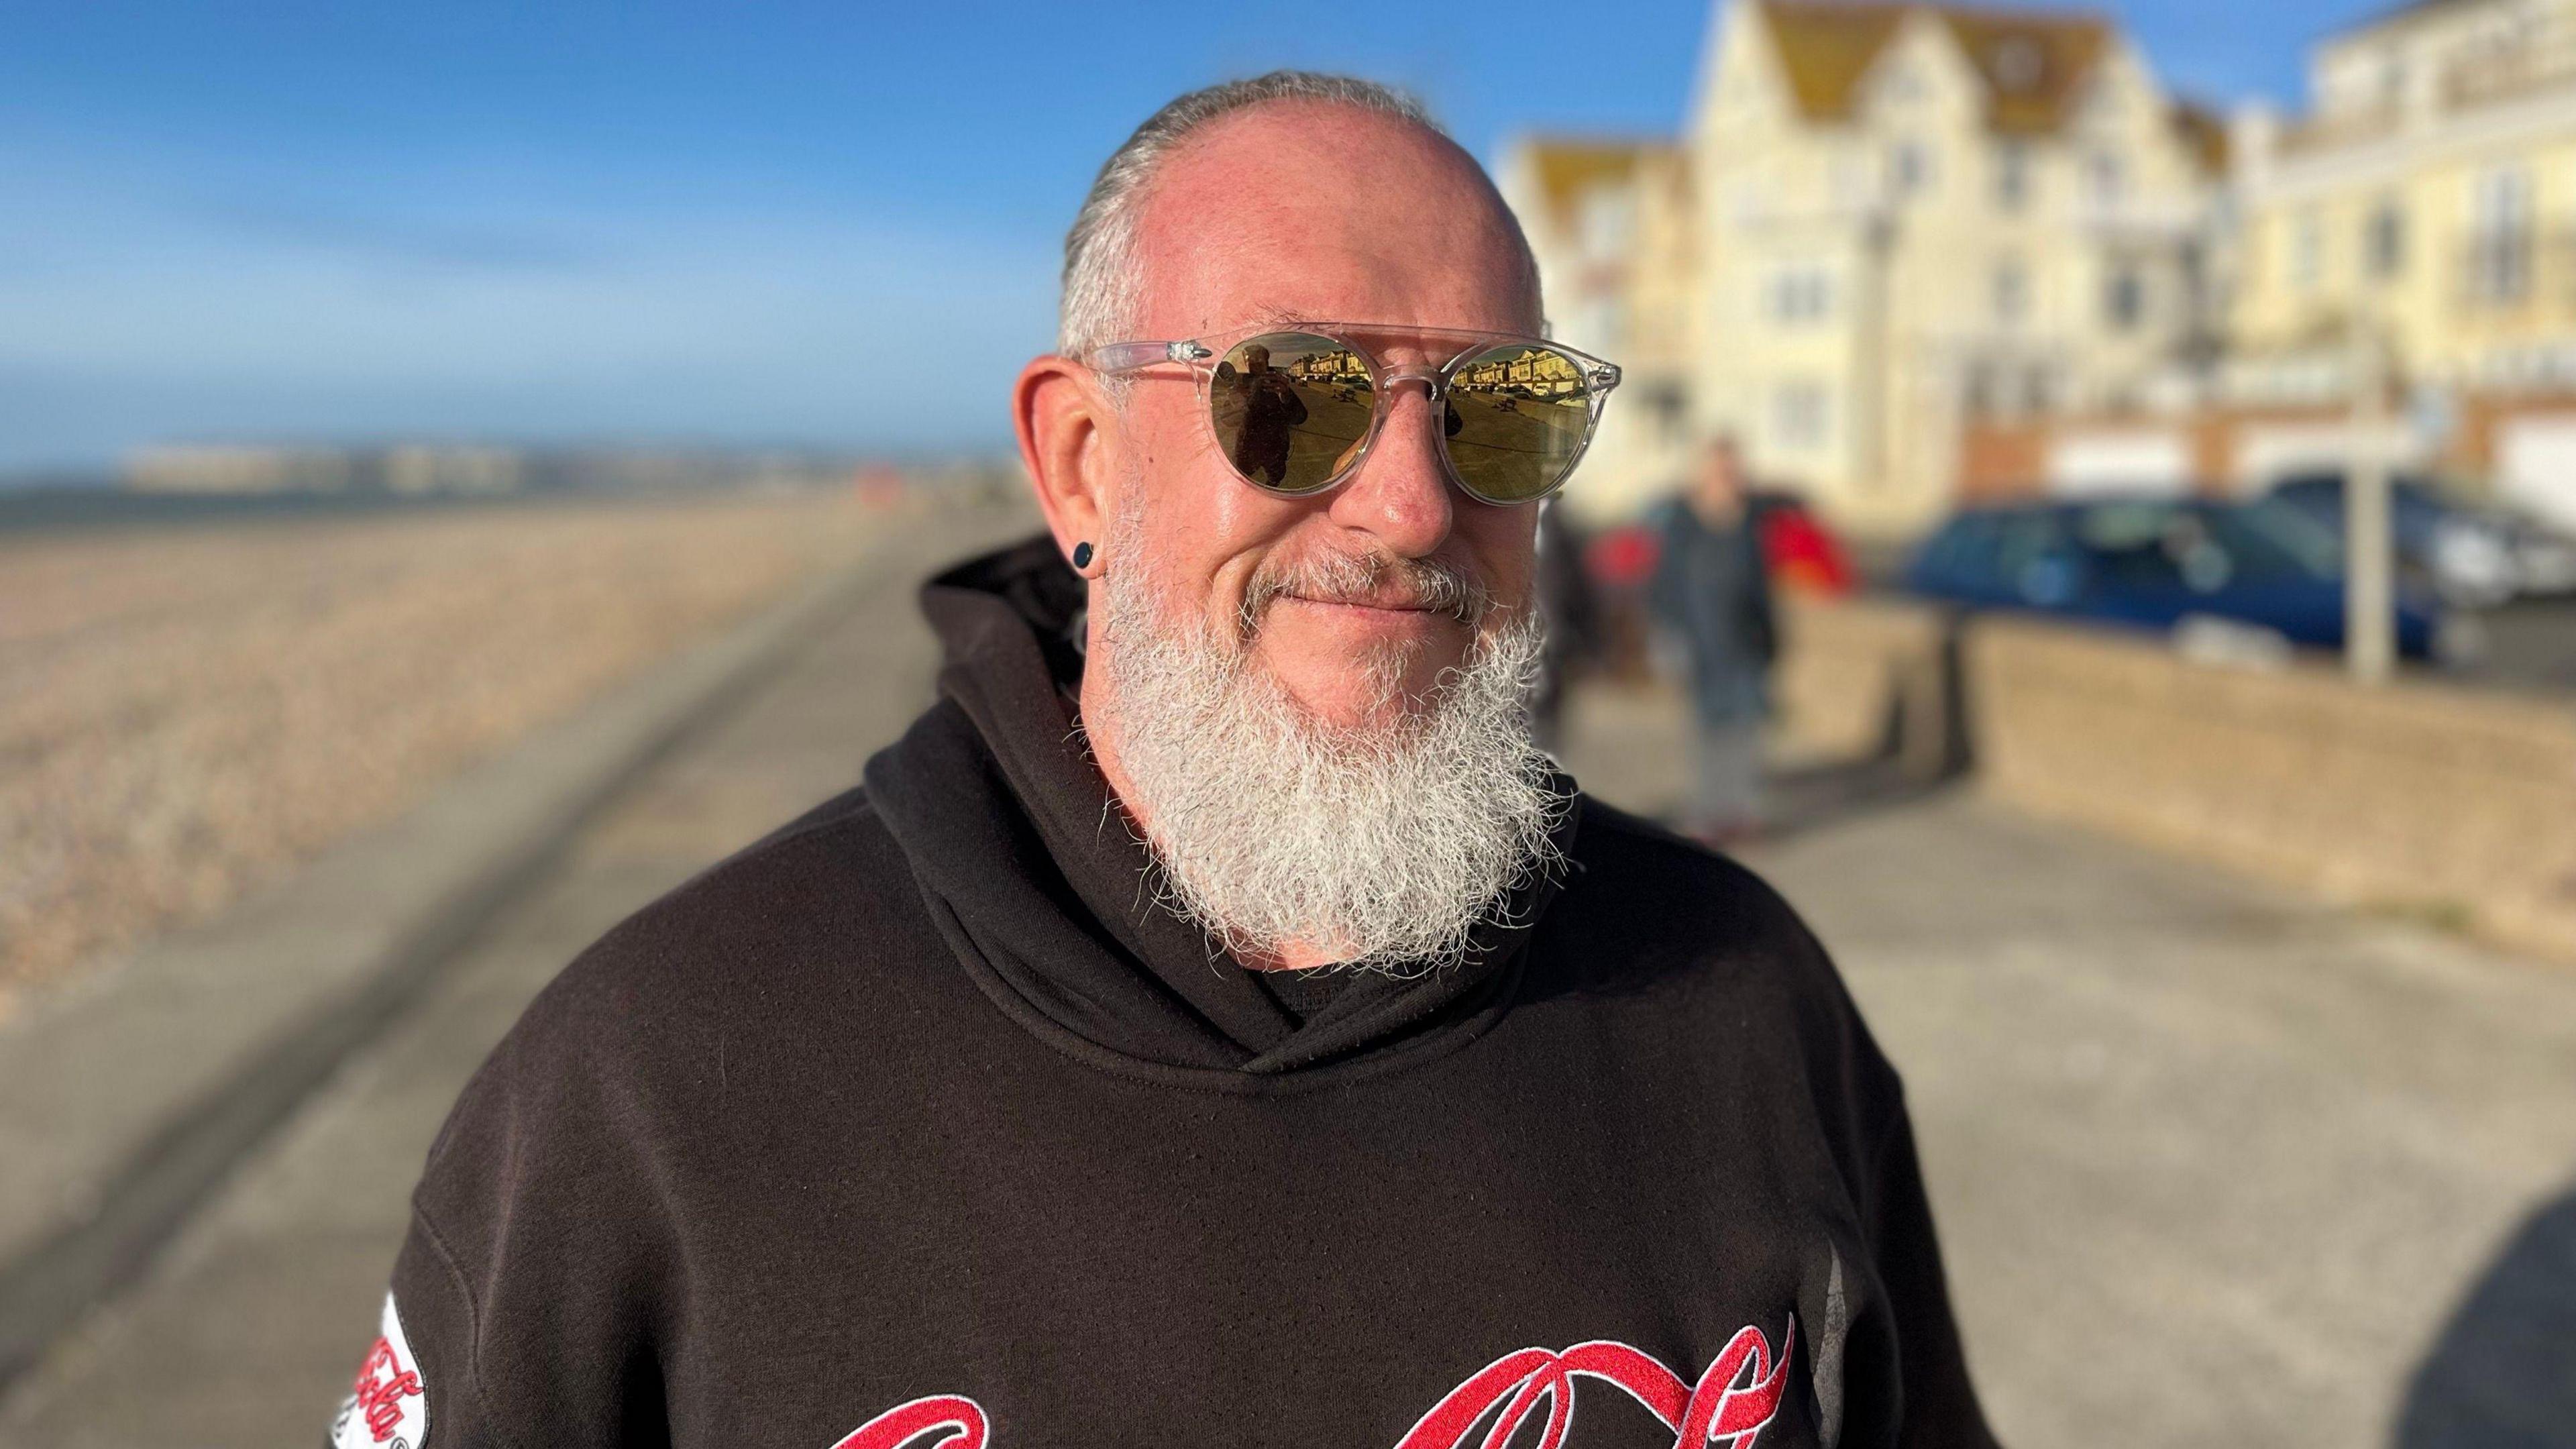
top-left (2269, 472), bottom-right (2576, 606)
top-left (1904, 496), bottom-right (2446, 658)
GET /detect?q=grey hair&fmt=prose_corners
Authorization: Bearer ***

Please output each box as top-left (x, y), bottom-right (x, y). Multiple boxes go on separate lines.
top-left (1058, 72), bottom-right (1440, 360)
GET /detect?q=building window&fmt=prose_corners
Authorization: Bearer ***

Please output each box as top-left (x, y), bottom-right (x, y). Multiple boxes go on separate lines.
top-left (1994, 258), bottom-right (2029, 325)
top-left (1576, 191), bottom-right (1638, 266)
top-left (1644, 384), bottom-right (1689, 445)
top-left (2020, 365), bottom-right (2057, 414)
top-left (1831, 155), bottom-right (1872, 205)
top-left (1767, 265), bottom-right (1834, 323)
top-left (1890, 140), bottom-right (1933, 199)
top-left (2104, 264), bottom-right (2145, 329)
top-left (1995, 141), bottom-right (2031, 211)
top-left (2292, 209), bottom-right (2324, 291)
top-left (2088, 152), bottom-right (2124, 209)
top-left (2365, 198), bottom-right (2406, 278)
top-left (1964, 361), bottom-right (1998, 418)
top-left (1578, 299), bottom-right (1624, 350)
top-left (2473, 167), bottom-right (2532, 303)
top-left (1773, 382), bottom-right (1833, 450)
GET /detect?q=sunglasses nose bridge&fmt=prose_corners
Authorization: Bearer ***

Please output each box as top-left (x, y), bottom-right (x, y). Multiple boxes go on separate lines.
top-left (1375, 362), bottom-right (1447, 401)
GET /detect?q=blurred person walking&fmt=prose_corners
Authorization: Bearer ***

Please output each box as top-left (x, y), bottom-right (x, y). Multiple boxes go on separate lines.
top-left (1649, 436), bottom-right (1779, 843)
top-left (1530, 499), bottom-right (1596, 755)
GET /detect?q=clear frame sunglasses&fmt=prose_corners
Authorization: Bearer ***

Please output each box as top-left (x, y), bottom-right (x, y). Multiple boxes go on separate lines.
top-left (1087, 321), bottom-right (1622, 506)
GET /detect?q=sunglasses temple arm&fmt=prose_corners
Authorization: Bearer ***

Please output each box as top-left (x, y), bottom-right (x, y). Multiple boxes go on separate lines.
top-left (1087, 340), bottom-right (1212, 374)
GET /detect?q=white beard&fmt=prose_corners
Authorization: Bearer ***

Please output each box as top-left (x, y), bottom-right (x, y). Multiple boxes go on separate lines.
top-left (1089, 515), bottom-right (1568, 977)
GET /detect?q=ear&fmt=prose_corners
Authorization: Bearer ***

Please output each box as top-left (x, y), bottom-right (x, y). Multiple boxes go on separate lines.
top-left (1014, 354), bottom-right (1117, 578)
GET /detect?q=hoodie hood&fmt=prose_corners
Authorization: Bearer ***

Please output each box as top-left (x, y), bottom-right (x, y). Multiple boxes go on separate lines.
top-left (862, 532), bottom-right (1578, 1085)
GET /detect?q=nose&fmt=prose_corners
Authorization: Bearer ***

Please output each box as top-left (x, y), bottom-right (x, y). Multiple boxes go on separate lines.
top-left (1328, 374), bottom-right (1455, 558)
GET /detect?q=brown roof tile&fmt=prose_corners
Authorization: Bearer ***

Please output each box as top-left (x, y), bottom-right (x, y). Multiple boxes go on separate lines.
top-left (1760, 1), bottom-right (1908, 120)
top-left (1756, 0), bottom-right (2117, 135)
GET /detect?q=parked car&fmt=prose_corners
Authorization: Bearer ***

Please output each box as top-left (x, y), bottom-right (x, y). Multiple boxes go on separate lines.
top-left (1904, 496), bottom-right (2452, 659)
top-left (2266, 472), bottom-right (2576, 606)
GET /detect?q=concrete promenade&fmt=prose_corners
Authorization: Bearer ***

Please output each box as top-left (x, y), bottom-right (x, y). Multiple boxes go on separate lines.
top-left (6, 514), bottom-right (2574, 1446)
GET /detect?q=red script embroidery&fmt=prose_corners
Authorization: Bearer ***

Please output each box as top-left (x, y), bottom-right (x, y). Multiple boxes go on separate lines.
top-left (830, 1394), bottom-right (989, 1449)
top-left (350, 1336), bottom-right (424, 1444)
top-left (1393, 1320), bottom-right (1797, 1449)
top-left (824, 1316), bottom-right (1794, 1449)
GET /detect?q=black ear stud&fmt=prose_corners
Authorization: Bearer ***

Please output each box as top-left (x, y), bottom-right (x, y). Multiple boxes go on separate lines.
top-left (1071, 541), bottom-right (1094, 570)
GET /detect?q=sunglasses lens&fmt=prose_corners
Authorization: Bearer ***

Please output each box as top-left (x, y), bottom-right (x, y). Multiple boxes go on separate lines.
top-left (1442, 344), bottom-right (1593, 503)
top-left (1210, 332), bottom-right (1373, 494)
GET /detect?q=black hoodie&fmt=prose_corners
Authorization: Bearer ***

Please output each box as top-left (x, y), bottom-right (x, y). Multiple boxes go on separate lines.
top-left (329, 537), bottom-right (1997, 1449)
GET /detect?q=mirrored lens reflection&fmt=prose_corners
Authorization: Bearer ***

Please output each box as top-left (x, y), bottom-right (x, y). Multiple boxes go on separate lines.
top-left (1442, 345), bottom-right (1592, 503)
top-left (1209, 332), bottom-right (1374, 494)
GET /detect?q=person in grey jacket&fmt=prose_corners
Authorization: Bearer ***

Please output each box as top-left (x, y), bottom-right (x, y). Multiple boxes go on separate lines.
top-left (1648, 435), bottom-right (1778, 843)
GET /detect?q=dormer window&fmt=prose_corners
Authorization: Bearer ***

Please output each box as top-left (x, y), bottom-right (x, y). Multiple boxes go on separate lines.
top-left (1994, 38), bottom-right (2044, 93)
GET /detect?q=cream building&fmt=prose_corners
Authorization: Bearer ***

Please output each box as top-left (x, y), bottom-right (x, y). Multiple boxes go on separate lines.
top-left (1505, 0), bottom-right (2224, 535)
top-left (2231, 0), bottom-right (2576, 528)
top-left (1688, 0), bottom-right (2224, 535)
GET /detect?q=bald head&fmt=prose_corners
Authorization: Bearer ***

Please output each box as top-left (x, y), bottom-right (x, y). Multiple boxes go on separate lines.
top-left (1130, 100), bottom-right (1542, 343)
top-left (1059, 72), bottom-right (1542, 357)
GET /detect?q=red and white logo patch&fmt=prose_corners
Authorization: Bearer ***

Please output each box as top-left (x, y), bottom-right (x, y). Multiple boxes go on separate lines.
top-left (331, 1292), bottom-right (429, 1449)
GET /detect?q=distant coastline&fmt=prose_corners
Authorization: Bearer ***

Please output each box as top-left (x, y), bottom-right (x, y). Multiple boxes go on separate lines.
top-left (0, 483), bottom-right (570, 536)
top-left (0, 447), bottom-right (1032, 536)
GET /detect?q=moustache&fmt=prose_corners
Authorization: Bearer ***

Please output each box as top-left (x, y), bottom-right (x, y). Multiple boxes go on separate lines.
top-left (1238, 550), bottom-right (1494, 637)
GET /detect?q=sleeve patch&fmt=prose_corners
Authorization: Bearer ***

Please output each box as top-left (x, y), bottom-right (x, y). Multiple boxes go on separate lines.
top-left (331, 1291), bottom-right (430, 1449)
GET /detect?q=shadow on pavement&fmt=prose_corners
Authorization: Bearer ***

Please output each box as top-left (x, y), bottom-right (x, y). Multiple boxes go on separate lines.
top-left (1758, 757), bottom-right (1964, 844)
top-left (2395, 1178), bottom-right (2576, 1447)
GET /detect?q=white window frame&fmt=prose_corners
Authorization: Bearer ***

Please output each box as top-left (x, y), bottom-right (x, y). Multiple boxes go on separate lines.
top-left (2472, 166), bottom-right (2533, 303)
top-left (2292, 209), bottom-right (2324, 292)
top-left (1772, 381), bottom-right (1834, 451)
top-left (1994, 258), bottom-right (2030, 325)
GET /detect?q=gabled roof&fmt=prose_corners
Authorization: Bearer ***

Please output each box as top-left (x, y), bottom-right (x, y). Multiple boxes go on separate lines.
top-left (1760, 1), bottom-right (1909, 120)
top-left (1756, 0), bottom-right (2118, 136)
top-left (1939, 5), bottom-right (2113, 133)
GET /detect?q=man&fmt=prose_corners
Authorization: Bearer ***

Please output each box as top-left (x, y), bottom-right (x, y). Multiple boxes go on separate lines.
top-left (1649, 437), bottom-right (1780, 843)
top-left (1221, 341), bottom-right (1310, 487)
top-left (329, 72), bottom-right (1996, 1449)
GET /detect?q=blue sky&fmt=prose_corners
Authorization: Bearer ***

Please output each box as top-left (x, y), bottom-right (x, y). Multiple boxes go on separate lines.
top-left (1, 0), bottom-right (2379, 474)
